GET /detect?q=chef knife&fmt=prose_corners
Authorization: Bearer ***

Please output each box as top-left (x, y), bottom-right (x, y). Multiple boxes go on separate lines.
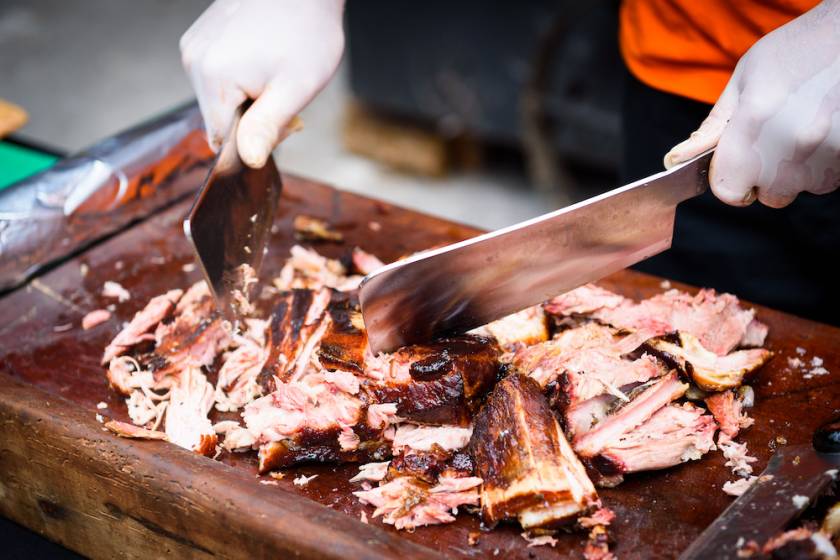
top-left (359, 150), bottom-right (713, 353)
top-left (184, 103), bottom-right (282, 321)
top-left (679, 419), bottom-right (840, 560)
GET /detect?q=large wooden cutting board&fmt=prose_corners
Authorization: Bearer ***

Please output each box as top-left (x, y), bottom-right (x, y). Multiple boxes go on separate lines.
top-left (1, 175), bottom-right (838, 559)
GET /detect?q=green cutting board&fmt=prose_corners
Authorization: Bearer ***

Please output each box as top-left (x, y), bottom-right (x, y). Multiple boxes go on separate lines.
top-left (0, 141), bottom-right (58, 191)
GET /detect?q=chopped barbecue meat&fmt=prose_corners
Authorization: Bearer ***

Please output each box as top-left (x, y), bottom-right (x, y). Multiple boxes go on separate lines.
top-left (293, 214), bottom-right (343, 242)
top-left (573, 372), bottom-right (688, 458)
top-left (273, 245), bottom-right (362, 291)
top-left (364, 335), bottom-right (501, 426)
top-left (215, 319), bottom-right (269, 412)
top-left (470, 374), bottom-right (599, 529)
top-left (354, 474), bottom-right (482, 530)
top-left (547, 284), bottom-right (767, 355)
top-left (146, 282), bottom-right (231, 380)
top-left (591, 403), bottom-right (716, 485)
top-left (164, 366), bottom-right (217, 456)
top-left (82, 309), bottom-right (112, 330)
top-left (257, 288), bottom-right (331, 391)
top-left (470, 305), bottom-right (549, 353)
top-left (583, 524), bottom-right (615, 560)
top-left (104, 419), bottom-right (168, 440)
top-left (646, 332), bottom-right (772, 391)
top-left (352, 247), bottom-right (386, 275)
top-left (705, 389), bottom-right (754, 438)
top-left (317, 290), bottom-right (368, 374)
top-left (102, 288), bottom-right (183, 364)
top-left (388, 448), bottom-right (474, 484)
top-left (392, 424), bottom-right (473, 453)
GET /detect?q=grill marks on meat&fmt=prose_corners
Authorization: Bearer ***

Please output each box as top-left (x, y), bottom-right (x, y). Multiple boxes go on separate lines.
top-left (365, 336), bottom-right (502, 426)
top-left (547, 284), bottom-right (768, 355)
top-left (644, 332), bottom-right (772, 391)
top-left (317, 290), bottom-right (367, 374)
top-left (470, 375), bottom-right (599, 529)
top-left (257, 288), bottom-right (331, 391)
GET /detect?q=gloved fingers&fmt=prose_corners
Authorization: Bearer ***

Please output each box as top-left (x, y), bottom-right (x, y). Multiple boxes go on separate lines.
top-left (756, 187), bottom-right (798, 208)
top-left (663, 79), bottom-right (739, 169)
top-left (237, 79), bottom-right (311, 168)
top-left (708, 115), bottom-right (762, 207)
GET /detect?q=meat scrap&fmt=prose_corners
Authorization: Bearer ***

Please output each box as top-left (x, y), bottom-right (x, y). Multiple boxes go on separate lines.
top-left (293, 215), bottom-right (343, 242)
top-left (82, 309), bottom-right (111, 330)
top-left (104, 419), bottom-right (168, 441)
top-left (470, 374), bottom-right (599, 529)
top-left (705, 389), bottom-right (754, 438)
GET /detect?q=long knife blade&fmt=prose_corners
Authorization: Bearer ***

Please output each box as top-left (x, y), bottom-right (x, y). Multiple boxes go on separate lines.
top-left (184, 105), bottom-right (282, 321)
top-left (359, 150), bottom-right (712, 353)
top-left (679, 444), bottom-right (840, 560)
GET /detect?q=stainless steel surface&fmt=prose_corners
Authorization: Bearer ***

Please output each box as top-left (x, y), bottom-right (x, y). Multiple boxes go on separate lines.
top-left (360, 150), bottom-right (713, 353)
top-left (184, 106), bottom-right (282, 321)
top-left (679, 444), bottom-right (840, 560)
top-left (0, 103), bottom-right (212, 292)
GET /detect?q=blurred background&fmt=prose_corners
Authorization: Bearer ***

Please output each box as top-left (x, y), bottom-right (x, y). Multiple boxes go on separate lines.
top-left (0, 0), bottom-right (621, 231)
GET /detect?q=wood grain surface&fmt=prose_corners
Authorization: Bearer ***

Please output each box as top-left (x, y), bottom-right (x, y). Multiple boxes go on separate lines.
top-left (1, 174), bottom-right (838, 559)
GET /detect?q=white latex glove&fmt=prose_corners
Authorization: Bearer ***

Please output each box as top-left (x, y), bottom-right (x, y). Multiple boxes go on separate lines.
top-left (181, 0), bottom-right (345, 168)
top-left (663, 1), bottom-right (840, 208)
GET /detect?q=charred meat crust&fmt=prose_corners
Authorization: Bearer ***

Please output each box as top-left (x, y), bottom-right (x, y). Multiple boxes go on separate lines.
top-left (257, 289), bottom-right (317, 392)
top-left (388, 447), bottom-right (475, 484)
top-left (259, 425), bottom-right (391, 472)
top-left (367, 335), bottom-right (501, 426)
top-left (470, 374), bottom-right (597, 528)
top-left (318, 290), bottom-right (367, 373)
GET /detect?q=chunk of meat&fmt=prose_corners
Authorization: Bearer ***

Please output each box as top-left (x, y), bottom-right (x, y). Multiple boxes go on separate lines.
top-left (215, 324), bottom-right (269, 412)
top-left (102, 280), bottom-right (130, 302)
top-left (293, 214), bottom-right (343, 242)
top-left (354, 475), bottom-right (482, 530)
top-left (258, 288), bottom-right (332, 390)
top-left (392, 424), bottom-right (473, 453)
top-left (646, 332), bottom-right (772, 391)
top-left (470, 374), bottom-right (599, 529)
top-left (317, 290), bottom-right (368, 374)
top-left (704, 389), bottom-right (754, 438)
top-left (102, 288), bottom-right (183, 364)
top-left (364, 335), bottom-right (501, 426)
top-left (547, 285), bottom-right (767, 355)
top-left (573, 372), bottom-right (688, 458)
top-left (470, 305), bottom-right (549, 353)
top-left (164, 367), bottom-right (217, 456)
top-left (592, 403), bottom-right (716, 484)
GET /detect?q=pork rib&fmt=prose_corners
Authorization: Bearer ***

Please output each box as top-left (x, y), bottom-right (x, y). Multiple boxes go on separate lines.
top-left (470, 374), bottom-right (598, 529)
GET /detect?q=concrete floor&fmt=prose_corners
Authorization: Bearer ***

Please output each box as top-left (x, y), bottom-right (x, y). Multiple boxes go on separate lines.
top-left (0, 0), bottom-right (559, 230)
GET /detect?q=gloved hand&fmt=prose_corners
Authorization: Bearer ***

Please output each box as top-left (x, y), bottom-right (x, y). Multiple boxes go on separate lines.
top-left (181, 0), bottom-right (345, 168)
top-left (663, 1), bottom-right (840, 208)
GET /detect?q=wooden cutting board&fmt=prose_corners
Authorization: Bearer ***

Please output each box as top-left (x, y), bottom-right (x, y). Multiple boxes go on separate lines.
top-left (1, 174), bottom-right (838, 559)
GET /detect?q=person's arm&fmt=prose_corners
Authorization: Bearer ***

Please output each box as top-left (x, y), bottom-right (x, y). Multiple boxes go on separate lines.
top-left (180, 0), bottom-right (345, 168)
top-left (663, 0), bottom-right (840, 208)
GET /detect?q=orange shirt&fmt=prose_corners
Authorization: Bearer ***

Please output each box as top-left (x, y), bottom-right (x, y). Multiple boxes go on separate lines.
top-left (619, 0), bottom-right (818, 105)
